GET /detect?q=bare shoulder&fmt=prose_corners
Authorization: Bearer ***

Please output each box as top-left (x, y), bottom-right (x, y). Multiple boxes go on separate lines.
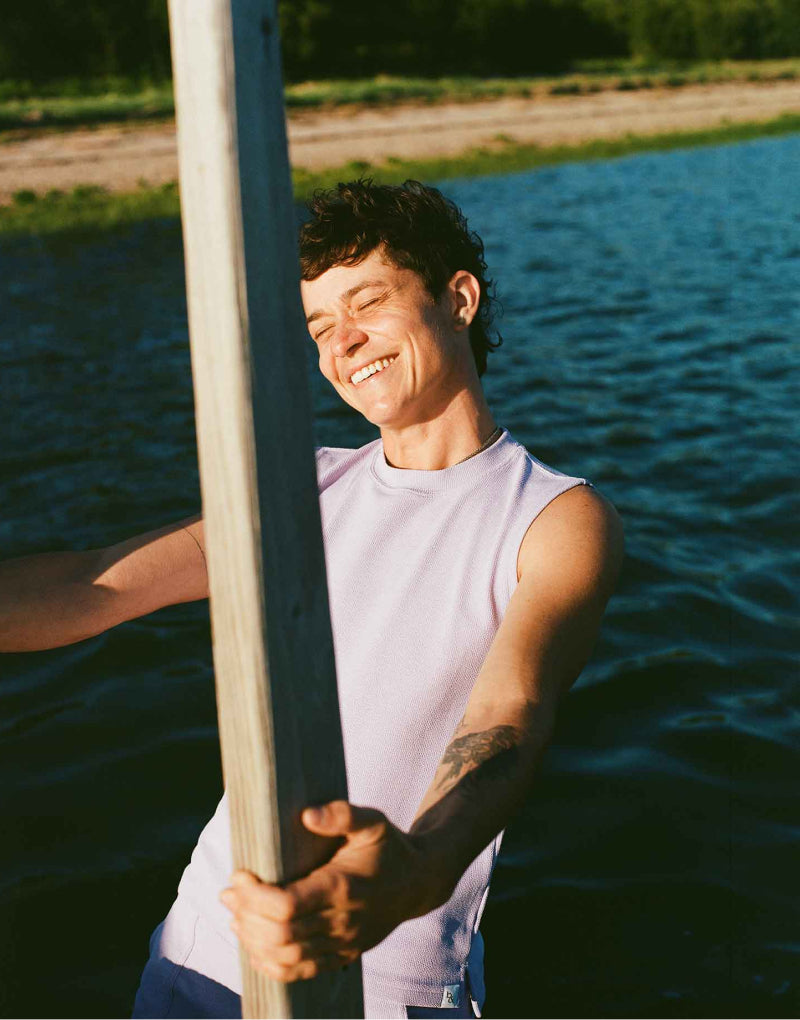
top-left (517, 484), bottom-right (624, 597)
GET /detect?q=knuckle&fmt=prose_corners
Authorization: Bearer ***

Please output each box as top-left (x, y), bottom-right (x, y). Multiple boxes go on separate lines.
top-left (283, 942), bottom-right (304, 966)
top-left (299, 959), bottom-right (319, 980)
top-left (278, 893), bottom-right (298, 922)
top-left (327, 800), bottom-right (350, 828)
top-left (263, 961), bottom-right (291, 983)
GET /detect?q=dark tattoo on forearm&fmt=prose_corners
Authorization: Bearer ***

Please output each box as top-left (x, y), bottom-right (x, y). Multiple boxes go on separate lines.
top-left (433, 725), bottom-right (520, 793)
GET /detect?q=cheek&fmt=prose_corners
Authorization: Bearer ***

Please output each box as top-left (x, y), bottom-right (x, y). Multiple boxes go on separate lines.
top-left (319, 354), bottom-right (358, 406)
top-left (318, 348), bottom-right (336, 383)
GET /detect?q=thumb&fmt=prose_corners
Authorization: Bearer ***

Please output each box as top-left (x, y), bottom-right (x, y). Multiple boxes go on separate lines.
top-left (301, 800), bottom-right (386, 838)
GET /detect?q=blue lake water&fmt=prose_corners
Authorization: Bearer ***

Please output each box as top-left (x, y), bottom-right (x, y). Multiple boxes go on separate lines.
top-left (1, 134), bottom-right (798, 1017)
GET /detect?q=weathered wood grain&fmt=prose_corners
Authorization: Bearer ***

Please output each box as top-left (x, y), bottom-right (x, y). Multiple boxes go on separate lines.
top-left (167, 0), bottom-right (363, 1015)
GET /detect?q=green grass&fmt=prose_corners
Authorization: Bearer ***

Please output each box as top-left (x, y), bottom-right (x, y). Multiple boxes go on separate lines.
top-left (3, 112), bottom-right (800, 239)
top-left (0, 75), bottom-right (169, 101)
top-left (0, 83), bottom-right (175, 133)
top-left (573, 56), bottom-right (800, 83)
top-left (0, 182), bottom-right (180, 237)
top-left (286, 75), bottom-right (538, 107)
top-left (2, 59), bottom-right (799, 135)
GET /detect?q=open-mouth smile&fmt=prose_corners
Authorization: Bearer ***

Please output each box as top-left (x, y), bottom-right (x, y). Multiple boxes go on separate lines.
top-left (349, 356), bottom-right (397, 386)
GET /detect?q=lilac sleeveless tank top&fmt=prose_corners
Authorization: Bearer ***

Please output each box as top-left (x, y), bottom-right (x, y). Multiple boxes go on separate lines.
top-left (144, 429), bottom-right (589, 1009)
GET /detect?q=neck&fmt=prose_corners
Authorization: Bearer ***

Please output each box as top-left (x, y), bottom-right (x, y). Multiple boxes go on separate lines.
top-left (380, 388), bottom-right (497, 470)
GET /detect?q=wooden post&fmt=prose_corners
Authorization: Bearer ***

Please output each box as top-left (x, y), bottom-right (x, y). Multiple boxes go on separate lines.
top-left (166, 1), bottom-right (364, 1016)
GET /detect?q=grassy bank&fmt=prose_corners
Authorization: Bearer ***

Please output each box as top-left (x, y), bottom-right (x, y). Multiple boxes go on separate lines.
top-left (2, 59), bottom-right (800, 135)
top-left (3, 112), bottom-right (799, 239)
top-left (0, 83), bottom-right (174, 134)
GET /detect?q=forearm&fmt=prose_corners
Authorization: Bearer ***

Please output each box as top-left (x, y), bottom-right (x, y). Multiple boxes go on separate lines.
top-left (407, 488), bottom-right (623, 911)
top-left (0, 548), bottom-right (116, 651)
top-left (408, 695), bottom-right (558, 912)
top-left (0, 515), bottom-right (207, 653)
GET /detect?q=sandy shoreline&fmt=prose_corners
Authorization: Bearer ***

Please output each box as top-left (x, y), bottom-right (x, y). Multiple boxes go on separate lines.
top-left (2, 79), bottom-right (800, 204)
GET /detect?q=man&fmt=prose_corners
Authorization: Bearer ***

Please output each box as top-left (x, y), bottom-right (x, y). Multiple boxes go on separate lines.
top-left (0, 180), bottom-right (623, 1018)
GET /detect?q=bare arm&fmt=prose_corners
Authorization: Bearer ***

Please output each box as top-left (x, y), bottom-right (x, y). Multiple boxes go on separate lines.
top-left (0, 515), bottom-right (207, 652)
top-left (223, 484), bottom-right (624, 981)
top-left (407, 483), bottom-right (624, 905)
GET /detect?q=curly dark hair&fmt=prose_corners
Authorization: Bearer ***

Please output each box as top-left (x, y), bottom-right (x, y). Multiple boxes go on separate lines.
top-left (299, 179), bottom-right (502, 376)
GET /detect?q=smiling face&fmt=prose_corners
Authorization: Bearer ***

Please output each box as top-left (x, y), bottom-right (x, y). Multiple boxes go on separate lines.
top-left (301, 248), bottom-right (478, 430)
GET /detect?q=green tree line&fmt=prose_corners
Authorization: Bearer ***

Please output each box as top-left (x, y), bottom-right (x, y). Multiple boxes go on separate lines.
top-left (1, 0), bottom-right (799, 84)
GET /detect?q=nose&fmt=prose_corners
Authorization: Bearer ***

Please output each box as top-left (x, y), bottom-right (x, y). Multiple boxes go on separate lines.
top-left (330, 319), bottom-right (368, 359)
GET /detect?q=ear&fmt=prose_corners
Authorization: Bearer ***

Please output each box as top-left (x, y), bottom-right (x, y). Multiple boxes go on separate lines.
top-left (447, 270), bottom-right (481, 331)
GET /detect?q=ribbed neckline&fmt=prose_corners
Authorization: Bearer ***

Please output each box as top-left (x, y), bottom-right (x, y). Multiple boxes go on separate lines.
top-left (370, 428), bottom-right (517, 493)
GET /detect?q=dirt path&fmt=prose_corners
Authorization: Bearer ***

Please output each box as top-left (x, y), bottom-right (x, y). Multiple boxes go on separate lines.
top-left (2, 79), bottom-right (800, 204)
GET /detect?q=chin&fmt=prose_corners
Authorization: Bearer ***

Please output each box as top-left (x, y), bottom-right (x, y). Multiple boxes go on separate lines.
top-left (344, 394), bottom-right (400, 428)
top-left (359, 408), bottom-right (397, 428)
top-left (340, 386), bottom-right (418, 430)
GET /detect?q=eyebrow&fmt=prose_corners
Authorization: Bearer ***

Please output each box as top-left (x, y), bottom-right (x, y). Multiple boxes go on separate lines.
top-left (305, 279), bottom-right (387, 326)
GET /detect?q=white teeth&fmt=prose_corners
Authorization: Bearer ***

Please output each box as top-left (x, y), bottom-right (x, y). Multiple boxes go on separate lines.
top-left (350, 356), bottom-right (396, 385)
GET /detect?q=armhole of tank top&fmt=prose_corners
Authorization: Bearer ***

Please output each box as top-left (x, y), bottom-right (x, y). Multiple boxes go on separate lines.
top-left (503, 477), bottom-right (591, 605)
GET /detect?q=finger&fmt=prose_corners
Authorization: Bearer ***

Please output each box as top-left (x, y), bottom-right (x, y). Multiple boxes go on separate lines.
top-left (230, 903), bottom-right (337, 947)
top-left (220, 871), bottom-right (299, 923)
top-left (228, 912), bottom-right (295, 949)
top-left (287, 910), bottom-right (340, 941)
top-left (301, 800), bottom-right (386, 838)
top-left (241, 931), bottom-right (348, 968)
top-left (228, 867), bottom-right (339, 922)
top-left (251, 950), bottom-right (359, 983)
top-left (281, 867), bottom-right (342, 918)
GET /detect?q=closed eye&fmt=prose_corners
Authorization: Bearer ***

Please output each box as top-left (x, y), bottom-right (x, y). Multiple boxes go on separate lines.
top-left (311, 293), bottom-right (384, 342)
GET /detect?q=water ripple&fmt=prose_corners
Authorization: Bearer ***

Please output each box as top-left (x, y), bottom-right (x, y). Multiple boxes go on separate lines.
top-left (1, 134), bottom-right (798, 1016)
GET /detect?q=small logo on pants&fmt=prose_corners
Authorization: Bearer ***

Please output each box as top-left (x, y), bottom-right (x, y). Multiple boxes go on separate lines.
top-left (440, 984), bottom-right (461, 1008)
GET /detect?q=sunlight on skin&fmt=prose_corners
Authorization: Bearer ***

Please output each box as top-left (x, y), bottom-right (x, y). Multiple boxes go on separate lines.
top-left (301, 247), bottom-right (497, 471)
